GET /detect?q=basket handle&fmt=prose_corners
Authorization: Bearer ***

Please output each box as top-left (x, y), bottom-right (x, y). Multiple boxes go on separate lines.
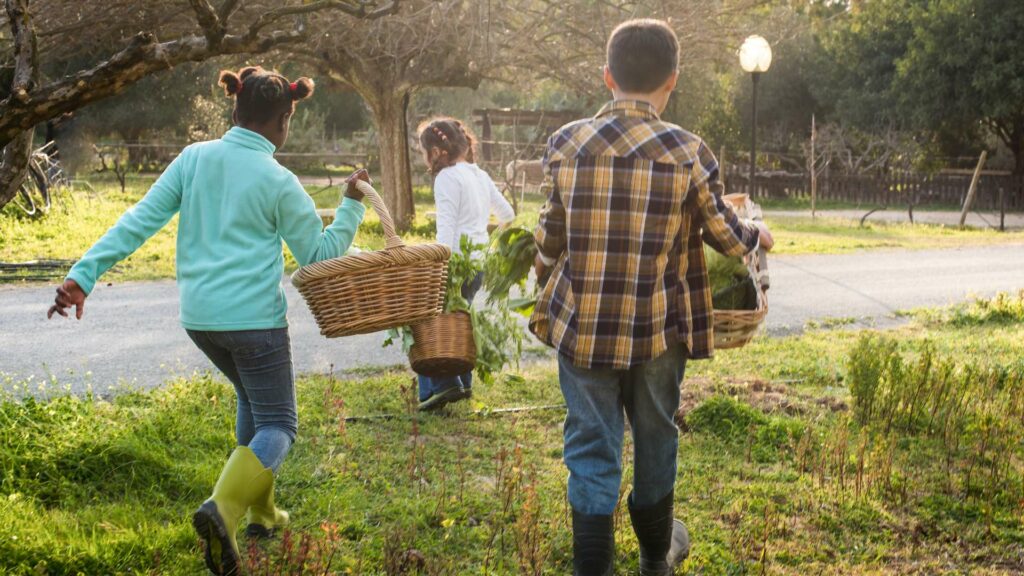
top-left (355, 180), bottom-right (404, 250)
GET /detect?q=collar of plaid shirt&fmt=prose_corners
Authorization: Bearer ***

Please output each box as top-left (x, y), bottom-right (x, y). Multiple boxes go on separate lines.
top-left (596, 99), bottom-right (661, 120)
top-left (529, 99), bottom-right (758, 369)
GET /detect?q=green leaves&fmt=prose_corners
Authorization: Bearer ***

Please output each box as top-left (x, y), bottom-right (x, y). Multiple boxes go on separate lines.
top-left (383, 234), bottom-right (528, 384)
top-left (705, 246), bottom-right (756, 310)
top-left (483, 225), bottom-right (537, 303)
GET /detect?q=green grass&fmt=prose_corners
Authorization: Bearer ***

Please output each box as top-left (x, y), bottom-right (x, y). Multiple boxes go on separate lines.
top-left (3, 295), bottom-right (1024, 574)
top-left (764, 215), bottom-right (1024, 255)
top-left (4, 178), bottom-right (1021, 284)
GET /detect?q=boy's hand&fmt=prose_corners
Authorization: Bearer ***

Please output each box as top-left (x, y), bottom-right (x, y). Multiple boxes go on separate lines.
top-left (344, 169), bottom-right (371, 202)
top-left (47, 279), bottom-right (86, 320)
top-left (534, 253), bottom-right (552, 286)
top-left (754, 221), bottom-right (774, 252)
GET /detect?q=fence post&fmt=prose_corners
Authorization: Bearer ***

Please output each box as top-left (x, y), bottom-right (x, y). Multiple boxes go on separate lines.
top-left (1000, 183), bottom-right (1006, 232)
top-left (959, 150), bottom-right (988, 228)
top-left (810, 114), bottom-right (816, 219)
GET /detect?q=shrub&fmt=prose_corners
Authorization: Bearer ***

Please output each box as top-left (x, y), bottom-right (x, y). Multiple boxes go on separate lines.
top-left (686, 396), bottom-right (767, 442)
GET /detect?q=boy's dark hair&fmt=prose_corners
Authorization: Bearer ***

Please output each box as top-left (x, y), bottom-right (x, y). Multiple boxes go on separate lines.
top-left (417, 117), bottom-right (477, 176)
top-left (218, 66), bottom-right (314, 125)
top-left (606, 19), bottom-right (679, 93)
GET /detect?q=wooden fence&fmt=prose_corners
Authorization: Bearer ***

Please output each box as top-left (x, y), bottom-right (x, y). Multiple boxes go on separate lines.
top-left (96, 142), bottom-right (371, 173)
top-left (723, 167), bottom-right (1024, 212)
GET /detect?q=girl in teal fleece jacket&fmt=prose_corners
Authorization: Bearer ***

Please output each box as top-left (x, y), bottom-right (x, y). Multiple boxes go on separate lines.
top-left (47, 66), bottom-right (365, 575)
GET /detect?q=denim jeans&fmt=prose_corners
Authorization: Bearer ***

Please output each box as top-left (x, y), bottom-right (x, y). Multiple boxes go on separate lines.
top-left (187, 328), bottom-right (296, 472)
top-left (418, 272), bottom-right (484, 401)
top-left (558, 343), bottom-right (687, 516)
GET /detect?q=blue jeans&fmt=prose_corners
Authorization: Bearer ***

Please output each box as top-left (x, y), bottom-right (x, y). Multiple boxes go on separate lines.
top-left (187, 328), bottom-right (296, 473)
top-left (558, 343), bottom-right (687, 516)
top-left (418, 272), bottom-right (483, 401)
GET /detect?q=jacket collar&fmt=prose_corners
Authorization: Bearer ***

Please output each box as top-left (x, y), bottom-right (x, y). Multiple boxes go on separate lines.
top-left (221, 126), bottom-right (276, 154)
top-left (595, 99), bottom-right (661, 121)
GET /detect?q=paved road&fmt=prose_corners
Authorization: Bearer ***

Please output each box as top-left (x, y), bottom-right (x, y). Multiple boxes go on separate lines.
top-left (2, 244), bottom-right (1023, 393)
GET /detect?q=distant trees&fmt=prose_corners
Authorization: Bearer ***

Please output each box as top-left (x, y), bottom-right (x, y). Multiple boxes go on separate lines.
top-left (820, 0), bottom-right (1024, 173)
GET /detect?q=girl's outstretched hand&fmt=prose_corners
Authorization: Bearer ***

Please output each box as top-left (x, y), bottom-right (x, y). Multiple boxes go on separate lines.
top-left (343, 169), bottom-right (371, 201)
top-left (47, 279), bottom-right (86, 320)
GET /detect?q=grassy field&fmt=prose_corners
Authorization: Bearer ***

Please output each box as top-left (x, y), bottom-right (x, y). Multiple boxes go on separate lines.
top-left (2, 177), bottom-right (1023, 283)
top-left (2, 293), bottom-right (1023, 574)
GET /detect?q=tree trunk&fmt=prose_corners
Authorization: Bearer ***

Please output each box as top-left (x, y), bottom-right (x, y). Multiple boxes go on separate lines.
top-left (367, 89), bottom-right (415, 231)
top-left (0, 131), bottom-right (33, 209)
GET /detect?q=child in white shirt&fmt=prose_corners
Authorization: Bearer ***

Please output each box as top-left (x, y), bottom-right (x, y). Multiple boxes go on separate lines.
top-left (416, 117), bottom-right (515, 410)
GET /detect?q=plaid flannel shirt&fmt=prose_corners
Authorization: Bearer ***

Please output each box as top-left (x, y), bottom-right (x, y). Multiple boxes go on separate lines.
top-left (530, 100), bottom-right (759, 370)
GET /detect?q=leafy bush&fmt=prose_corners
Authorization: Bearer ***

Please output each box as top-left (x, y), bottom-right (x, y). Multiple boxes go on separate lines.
top-left (843, 334), bottom-right (1024, 501)
top-left (686, 396), bottom-right (767, 442)
top-left (846, 333), bottom-right (894, 425)
top-left (909, 291), bottom-right (1024, 327)
top-left (752, 418), bottom-right (807, 463)
top-left (948, 291), bottom-right (1024, 326)
top-left (686, 396), bottom-right (805, 463)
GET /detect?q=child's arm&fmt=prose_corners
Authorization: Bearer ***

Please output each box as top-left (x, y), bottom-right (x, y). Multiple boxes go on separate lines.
top-left (488, 177), bottom-right (516, 225)
top-left (434, 170), bottom-right (461, 250)
top-left (534, 155), bottom-right (565, 268)
top-left (691, 142), bottom-right (761, 257)
top-left (65, 150), bottom-right (188, 296)
top-left (276, 170), bottom-right (367, 267)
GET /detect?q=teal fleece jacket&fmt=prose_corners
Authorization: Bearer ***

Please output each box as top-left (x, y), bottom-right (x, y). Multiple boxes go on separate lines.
top-left (66, 127), bottom-right (366, 331)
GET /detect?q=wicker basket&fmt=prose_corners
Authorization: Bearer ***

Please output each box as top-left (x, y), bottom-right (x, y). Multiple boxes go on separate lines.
top-left (713, 193), bottom-right (769, 350)
top-left (408, 312), bottom-right (477, 377)
top-left (291, 180), bottom-right (451, 338)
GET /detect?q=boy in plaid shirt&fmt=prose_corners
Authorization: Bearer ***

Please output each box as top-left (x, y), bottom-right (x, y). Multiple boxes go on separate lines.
top-left (531, 19), bottom-right (774, 576)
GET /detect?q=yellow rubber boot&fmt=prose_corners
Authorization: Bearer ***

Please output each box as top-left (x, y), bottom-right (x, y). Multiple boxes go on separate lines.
top-left (245, 475), bottom-right (289, 539)
top-left (192, 447), bottom-right (272, 575)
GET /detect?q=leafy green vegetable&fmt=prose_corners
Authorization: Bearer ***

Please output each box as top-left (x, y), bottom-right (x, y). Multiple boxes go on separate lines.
top-left (704, 245), bottom-right (757, 310)
top-left (384, 236), bottom-right (525, 384)
top-left (484, 225), bottom-right (538, 303)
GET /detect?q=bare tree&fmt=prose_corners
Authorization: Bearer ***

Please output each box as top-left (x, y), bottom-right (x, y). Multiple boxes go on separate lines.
top-left (809, 122), bottom-right (920, 175)
top-left (298, 0), bottom-right (498, 229)
top-left (499, 0), bottom-right (772, 107)
top-left (0, 0), bottom-right (400, 209)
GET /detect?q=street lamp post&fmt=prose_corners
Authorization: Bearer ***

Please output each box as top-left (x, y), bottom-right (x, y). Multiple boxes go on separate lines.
top-left (739, 35), bottom-right (772, 197)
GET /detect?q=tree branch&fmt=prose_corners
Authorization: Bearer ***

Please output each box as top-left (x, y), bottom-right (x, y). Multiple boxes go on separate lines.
top-left (217, 0), bottom-right (242, 23)
top-left (6, 0), bottom-right (37, 98)
top-left (0, 1), bottom-right (402, 148)
top-left (0, 0), bottom-right (37, 207)
top-left (188, 0), bottom-right (226, 46)
top-left (247, 0), bottom-right (401, 38)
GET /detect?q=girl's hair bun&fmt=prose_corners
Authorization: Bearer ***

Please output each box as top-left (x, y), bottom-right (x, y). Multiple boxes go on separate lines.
top-left (239, 66), bottom-right (261, 81)
top-left (218, 70), bottom-right (242, 97)
top-left (290, 77), bottom-right (315, 101)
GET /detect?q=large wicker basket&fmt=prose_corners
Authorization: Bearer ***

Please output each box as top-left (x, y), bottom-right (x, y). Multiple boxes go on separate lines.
top-left (408, 312), bottom-right (477, 377)
top-left (713, 193), bottom-right (769, 350)
top-left (291, 180), bottom-right (451, 338)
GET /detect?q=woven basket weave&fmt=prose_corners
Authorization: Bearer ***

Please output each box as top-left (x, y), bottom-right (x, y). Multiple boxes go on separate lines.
top-left (713, 193), bottom-right (769, 350)
top-left (408, 312), bottom-right (477, 377)
top-left (292, 180), bottom-right (451, 338)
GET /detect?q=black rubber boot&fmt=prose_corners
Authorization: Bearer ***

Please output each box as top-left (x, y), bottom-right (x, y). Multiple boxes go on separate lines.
top-left (628, 491), bottom-right (690, 576)
top-left (572, 509), bottom-right (615, 576)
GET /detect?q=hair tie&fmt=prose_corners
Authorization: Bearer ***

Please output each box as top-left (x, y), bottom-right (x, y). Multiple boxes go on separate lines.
top-left (236, 82), bottom-right (244, 96)
top-left (432, 126), bottom-right (448, 142)
top-left (289, 82), bottom-right (298, 95)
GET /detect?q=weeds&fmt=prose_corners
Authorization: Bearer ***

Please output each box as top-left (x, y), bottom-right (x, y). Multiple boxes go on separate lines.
top-left (4, 308), bottom-right (1024, 573)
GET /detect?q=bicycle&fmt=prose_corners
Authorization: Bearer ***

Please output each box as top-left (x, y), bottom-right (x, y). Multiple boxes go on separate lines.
top-left (13, 141), bottom-right (68, 217)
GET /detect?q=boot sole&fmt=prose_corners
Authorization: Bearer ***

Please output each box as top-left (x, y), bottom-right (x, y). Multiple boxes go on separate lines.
top-left (193, 501), bottom-right (239, 575)
top-left (245, 523), bottom-right (274, 539)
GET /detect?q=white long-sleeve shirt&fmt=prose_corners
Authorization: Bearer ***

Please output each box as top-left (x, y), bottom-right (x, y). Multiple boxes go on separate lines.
top-left (434, 162), bottom-right (515, 253)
